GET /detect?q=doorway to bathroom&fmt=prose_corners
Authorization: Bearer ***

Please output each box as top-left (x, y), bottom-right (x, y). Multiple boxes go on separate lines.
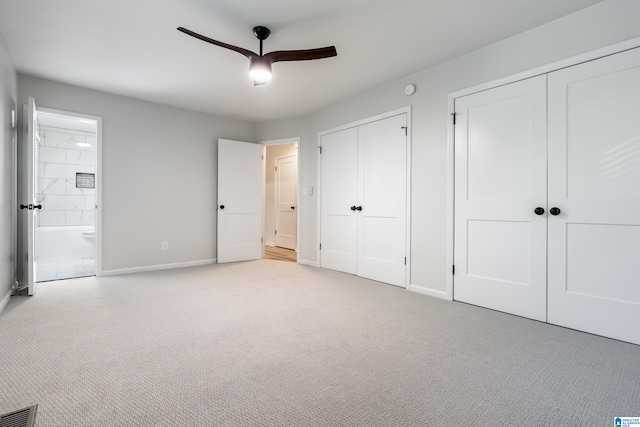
top-left (33, 108), bottom-right (100, 282)
top-left (263, 138), bottom-right (298, 263)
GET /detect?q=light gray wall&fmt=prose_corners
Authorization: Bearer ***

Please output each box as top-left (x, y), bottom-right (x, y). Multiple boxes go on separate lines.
top-left (255, 0), bottom-right (640, 293)
top-left (18, 75), bottom-right (255, 273)
top-left (0, 33), bottom-right (17, 304)
top-left (264, 142), bottom-right (298, 247)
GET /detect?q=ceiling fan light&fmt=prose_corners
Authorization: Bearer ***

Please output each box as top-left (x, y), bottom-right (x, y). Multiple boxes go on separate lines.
top-left (249, 57), bottom-right (272, 84)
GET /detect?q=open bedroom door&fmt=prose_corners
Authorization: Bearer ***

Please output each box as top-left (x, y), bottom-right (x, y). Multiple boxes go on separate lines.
top-left (18, 97), bottom-right (39, 295)
top-left (217, 139), bottom-right (263, 263)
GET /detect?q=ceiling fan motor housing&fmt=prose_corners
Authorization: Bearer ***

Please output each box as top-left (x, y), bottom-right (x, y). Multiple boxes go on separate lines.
top-left (253, 26), bottom-right (271, 41)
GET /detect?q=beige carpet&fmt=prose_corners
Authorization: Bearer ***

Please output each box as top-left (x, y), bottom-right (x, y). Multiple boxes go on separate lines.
top-left (0, 260), bottom-right (639, 426)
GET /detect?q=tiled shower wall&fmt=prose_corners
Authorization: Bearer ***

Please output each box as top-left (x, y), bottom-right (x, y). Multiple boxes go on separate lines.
top-left (37, 125), bottom-right (96, 227)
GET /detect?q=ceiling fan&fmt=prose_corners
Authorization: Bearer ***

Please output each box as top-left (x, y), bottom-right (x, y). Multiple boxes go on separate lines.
top-left (177, 26), bottom-right (337, 85)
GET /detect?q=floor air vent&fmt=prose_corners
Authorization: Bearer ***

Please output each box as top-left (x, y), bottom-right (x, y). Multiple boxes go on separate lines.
top-left (0, 405), bottom-right (37, 427)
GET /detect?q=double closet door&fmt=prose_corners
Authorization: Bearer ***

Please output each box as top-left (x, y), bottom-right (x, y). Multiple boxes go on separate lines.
top-left (454, 47), bottom-right (640, 345)
top-left (320, 114), bottom-right (408, 287)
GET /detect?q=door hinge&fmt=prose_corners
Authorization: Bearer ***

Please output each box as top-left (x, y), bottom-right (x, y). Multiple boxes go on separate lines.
top-left (261, 237), bottom-right (263, 243)
top-left (319, 146), bottom-right (322, 154)
top-left (275, 166), bottom-right (278, 172)
top-left (401, 126), bottom-right (407, 136)
top-left (319, 243), bottom-right (322, 250)
top-left (404, 257), bottom-right (407, 265)
top-left (275, 230), bottom-right (277, 235)
top-left (261, 154), bottom-right (264, 160)
top-left (452, 265), bottom-right (455, 275)
top-left (451, 112), bottom-right (457, 125)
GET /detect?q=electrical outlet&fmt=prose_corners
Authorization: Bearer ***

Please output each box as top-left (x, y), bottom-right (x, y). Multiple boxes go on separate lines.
top-left (161, 242), bottom-right (169, 251)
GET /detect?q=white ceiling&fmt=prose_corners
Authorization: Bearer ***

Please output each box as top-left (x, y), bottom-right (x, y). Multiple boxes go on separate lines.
top-left (0, 0), bottom-right (603, 122)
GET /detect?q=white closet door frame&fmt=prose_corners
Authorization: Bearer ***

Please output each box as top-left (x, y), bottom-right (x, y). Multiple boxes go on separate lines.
top-left (317, 106), bottom-right (412, 288)
top-left (445, 36), bottom-right (640, 301)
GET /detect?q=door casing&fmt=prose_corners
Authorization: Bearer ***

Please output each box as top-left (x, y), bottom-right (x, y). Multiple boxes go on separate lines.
top-left (261, 137), bottom-right (301, 261)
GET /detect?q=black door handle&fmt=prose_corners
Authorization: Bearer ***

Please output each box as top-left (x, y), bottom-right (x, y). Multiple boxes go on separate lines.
top-left (350, 206), bottom-right (357, 211)
top-left (534, 207), bottom-right (545, 215)
top-left (20, 204), bottom-right (41, 210)
top-left (219, 205), bottom-right (225, 210)
top-left (549, 207), bottom-right (561, 216)
top-left (290, 206), bottom-right (295, 210)
top-left (356, 206), bottom-right (363, 211)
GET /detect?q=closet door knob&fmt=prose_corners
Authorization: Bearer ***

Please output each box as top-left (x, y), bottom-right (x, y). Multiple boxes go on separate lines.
top-left (350, 206), bottom-right (357, 211)
top-left (356, 206), bottom-right (363, 211)
top-left (219, 205), bottom-right (225, 210)
top-left (534, 207), bottom-right (545, 215)
top-left (549, 207), bottom-right (561, 216)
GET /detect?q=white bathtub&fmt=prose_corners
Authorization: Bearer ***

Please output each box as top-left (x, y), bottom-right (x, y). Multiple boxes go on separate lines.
top-left (36, 226), bottom-right (95, 259)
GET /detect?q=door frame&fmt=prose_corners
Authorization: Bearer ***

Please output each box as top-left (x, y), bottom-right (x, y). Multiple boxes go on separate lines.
top-left (446, 36), bottom-right (640, 301)
top-left (260, 137), bottom-right (301, 262)
top-left (317, 106), bottom-right (412, 289)
top-left (36, 106), bottom-right (104, 277)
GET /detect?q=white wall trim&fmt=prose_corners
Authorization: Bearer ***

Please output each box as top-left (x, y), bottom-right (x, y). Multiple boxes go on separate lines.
top-left (317, 106), bottom-right (413, 138)
top-left (445, 37), bottom-right (640, 303)
top-left (0, 289), bottom-right (11, 315)
top-left (317, 106), bottom-right (412, 287)
top-left (298, 259), bottom-right (319, 267)
top-left (261, 136), bottom-right (300, 147)
top-left (445, 94), bottom-right (455, 302)
top-left (409, 284), bottom-right (449, 300)
top-left (100, 259), bottom-right (216, 277)
top-left (404, 107), bottom-right (412, 290)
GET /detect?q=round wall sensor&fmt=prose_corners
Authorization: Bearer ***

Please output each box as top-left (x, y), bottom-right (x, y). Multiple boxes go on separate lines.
top-left (405, 84), bottom-right (416, 96)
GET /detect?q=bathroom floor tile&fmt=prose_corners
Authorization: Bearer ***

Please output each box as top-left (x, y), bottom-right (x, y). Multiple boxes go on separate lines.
top-left (36, 256), bottom-right (96, 282)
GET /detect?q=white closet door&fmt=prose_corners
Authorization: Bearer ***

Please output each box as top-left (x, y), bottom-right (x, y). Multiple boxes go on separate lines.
top-left (454, 76), bottom-right (548, 321)
top-left (320, 128), bottom-right (358, 274)
top-left (356, 114), bottom-right (407, 287)
top-left (217, 139), bottom-right (263, 263)
top-left (548, 48), bottom-right (640, 345)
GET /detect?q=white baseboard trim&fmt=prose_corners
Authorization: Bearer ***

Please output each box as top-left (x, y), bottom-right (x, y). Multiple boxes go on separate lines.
top-left (298, 259), bottom-right (319, 267)
top-left (409, 284), bottom-right (451, 301)
top-left (0, 288), bottom-right (11, 315)
top-left (100, 259), bottom-right (217, 277)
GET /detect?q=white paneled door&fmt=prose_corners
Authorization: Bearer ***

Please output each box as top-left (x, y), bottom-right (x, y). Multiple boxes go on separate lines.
top-left (356, 115), bottom-right (407, 287)
top-left (454, 47), bottom-right (640, 345)
top-left (20, 97), bottom-right (39, 295)
top-left (454, 76), bottom-right (548, 321)
top-left (547, 48), bottom-right (640, 345)
top-left (217, 139), bottom-right (263, 263)
top-left (275, 154), bottom-right (297, 250)
top-left (320, 114), bottom-right (408, 287)
top-left (320, 127), bottom-right (358, 275)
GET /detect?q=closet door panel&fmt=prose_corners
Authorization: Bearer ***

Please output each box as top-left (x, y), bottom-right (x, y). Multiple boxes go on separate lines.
top-left (548, 47), bottom-right (640, 345)
top-left (320, 128), bottom-right (358, 274)
top-left (454, 75), bottom-right (548, 321)
top-left (357, 114), bottom-right (407, 287)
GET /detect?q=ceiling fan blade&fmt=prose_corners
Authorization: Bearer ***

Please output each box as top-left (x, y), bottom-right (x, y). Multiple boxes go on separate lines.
top-left (263, 46), bottom-right (337, 64)
top-left (177, 27), bottom-right (257, 60)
